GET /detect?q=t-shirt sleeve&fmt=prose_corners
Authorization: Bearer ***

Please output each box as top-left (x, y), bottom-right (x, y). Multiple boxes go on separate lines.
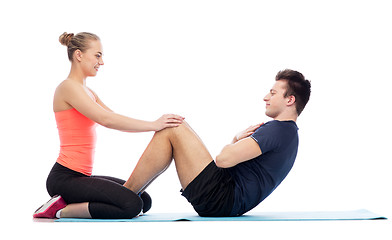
top-left (250, 123), bottom-right (281, 154)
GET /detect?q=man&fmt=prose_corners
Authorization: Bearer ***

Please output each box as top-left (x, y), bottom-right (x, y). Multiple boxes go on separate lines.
top-left (124, 69), bottom-right (311, 217)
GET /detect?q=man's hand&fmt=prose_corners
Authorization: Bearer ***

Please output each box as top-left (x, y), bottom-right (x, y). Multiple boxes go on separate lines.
top-left (232, 123), bottom-right (263, 143)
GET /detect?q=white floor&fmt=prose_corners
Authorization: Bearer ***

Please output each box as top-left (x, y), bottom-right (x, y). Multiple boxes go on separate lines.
top-left (22, 218), bottom-right (390, 239)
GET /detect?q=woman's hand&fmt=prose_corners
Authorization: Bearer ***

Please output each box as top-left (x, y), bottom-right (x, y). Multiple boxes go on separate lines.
top-left (232, 123), bottom-right (263, 143)
top-left (153, 114), bottom-right (185, 131)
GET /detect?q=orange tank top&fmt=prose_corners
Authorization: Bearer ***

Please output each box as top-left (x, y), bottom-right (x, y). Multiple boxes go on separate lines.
top-left (55, 96), bottom-right (97, 176)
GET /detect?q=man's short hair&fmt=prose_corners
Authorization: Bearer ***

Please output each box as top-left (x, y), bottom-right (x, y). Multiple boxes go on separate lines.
top-left (276, 69), bottom-right (311, 116)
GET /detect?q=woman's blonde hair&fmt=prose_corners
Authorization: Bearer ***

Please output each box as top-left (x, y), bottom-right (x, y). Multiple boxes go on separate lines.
top-left (59, 32), bottom-right (100, 61)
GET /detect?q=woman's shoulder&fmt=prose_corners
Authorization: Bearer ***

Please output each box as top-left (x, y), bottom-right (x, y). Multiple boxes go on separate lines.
top-left (56, 79), bottom-right (81, 91)
top-left (55, 79), bottom-right (92, 99)
top-left (53, 80), bottom-right (84, 112)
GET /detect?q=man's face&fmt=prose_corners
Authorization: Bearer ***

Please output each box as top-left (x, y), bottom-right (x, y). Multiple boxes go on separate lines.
top-left (263, 80), bottom-right (290, 119)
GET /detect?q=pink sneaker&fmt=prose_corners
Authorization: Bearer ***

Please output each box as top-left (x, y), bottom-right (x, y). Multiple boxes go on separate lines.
top-left (33, 195), bottom-right (67, 218)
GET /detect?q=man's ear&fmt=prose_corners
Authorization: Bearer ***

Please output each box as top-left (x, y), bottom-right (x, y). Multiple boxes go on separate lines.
top-left (287, 95), bottom-right (296, 106)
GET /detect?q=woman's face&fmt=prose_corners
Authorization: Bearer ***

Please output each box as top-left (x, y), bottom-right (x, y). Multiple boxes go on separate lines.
top-left (78, 40), bottom-right (104, 77)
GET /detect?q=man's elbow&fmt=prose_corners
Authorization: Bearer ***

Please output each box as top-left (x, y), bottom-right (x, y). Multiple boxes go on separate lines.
top-left (215, 154), bottom-right (234, 168)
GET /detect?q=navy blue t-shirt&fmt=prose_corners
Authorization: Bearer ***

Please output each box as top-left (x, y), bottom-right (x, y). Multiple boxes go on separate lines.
top-left (229, 120), bottom-right (299, 216)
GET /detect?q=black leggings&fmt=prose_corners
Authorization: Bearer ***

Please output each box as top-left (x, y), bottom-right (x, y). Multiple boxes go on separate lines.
top-left (46, 162), bottom-right (149, 219)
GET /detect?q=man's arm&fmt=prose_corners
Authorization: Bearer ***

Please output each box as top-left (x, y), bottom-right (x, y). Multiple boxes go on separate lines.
top-left (215, 124), bottom-right (263, 168)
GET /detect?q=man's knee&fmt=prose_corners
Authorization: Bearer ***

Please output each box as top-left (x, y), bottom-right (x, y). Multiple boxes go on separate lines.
top-left (159, 120), bottom-right (190, 133)
top-left (154, 121), bottom-right (193, 142)
top-left (170, 121), bottom-right (192, 136)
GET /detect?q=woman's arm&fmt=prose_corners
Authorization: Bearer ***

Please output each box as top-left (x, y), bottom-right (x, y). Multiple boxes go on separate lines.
top-left (57, 80), bottom-right (184, 132)
top-left (88, 88), bottom-right (114, 112)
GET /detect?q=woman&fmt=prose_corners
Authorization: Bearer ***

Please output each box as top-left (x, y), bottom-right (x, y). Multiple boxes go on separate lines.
top-left (33, 32), bottom-right (184, 219)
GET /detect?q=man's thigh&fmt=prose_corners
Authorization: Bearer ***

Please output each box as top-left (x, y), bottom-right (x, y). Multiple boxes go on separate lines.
top-left (170, 121), bottom-right (214, 189)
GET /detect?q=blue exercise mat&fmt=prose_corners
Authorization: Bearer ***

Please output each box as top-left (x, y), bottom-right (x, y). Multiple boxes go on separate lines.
top-left (55, 209), bottom-right (386, 222)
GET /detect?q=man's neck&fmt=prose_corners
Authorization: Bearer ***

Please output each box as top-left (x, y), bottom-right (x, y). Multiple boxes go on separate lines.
top-left (273, 112), bottom-right (297, 122)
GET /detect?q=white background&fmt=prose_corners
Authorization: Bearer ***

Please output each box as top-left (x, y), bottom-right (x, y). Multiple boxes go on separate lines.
top-left (1, 0), bottom-right (391, 238)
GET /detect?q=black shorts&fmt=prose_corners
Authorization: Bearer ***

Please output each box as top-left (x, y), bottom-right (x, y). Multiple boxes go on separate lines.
top-left (181, 161), bottom-right (235, 217)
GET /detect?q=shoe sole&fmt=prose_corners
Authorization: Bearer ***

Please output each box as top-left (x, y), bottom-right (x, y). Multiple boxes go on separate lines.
top-left (33, 195), bottom-right (63, 217)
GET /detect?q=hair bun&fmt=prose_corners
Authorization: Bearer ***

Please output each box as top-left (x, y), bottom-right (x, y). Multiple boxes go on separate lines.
top-left (59, 32), bottom-right (74, 46)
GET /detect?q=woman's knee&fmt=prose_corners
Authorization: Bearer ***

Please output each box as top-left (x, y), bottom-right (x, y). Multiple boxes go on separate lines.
top-left (121, 191), bottom-right (153, 217)
top-left (140, 192), bottom-right (152, 213)
top-left (122, 197), bottom-right (143, 218)
top-left (116, 189), bottom-right (144, 218)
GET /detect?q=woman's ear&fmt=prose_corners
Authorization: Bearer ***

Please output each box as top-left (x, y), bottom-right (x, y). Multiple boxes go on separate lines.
top-left (74, 49), bottom-right (83, 62)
